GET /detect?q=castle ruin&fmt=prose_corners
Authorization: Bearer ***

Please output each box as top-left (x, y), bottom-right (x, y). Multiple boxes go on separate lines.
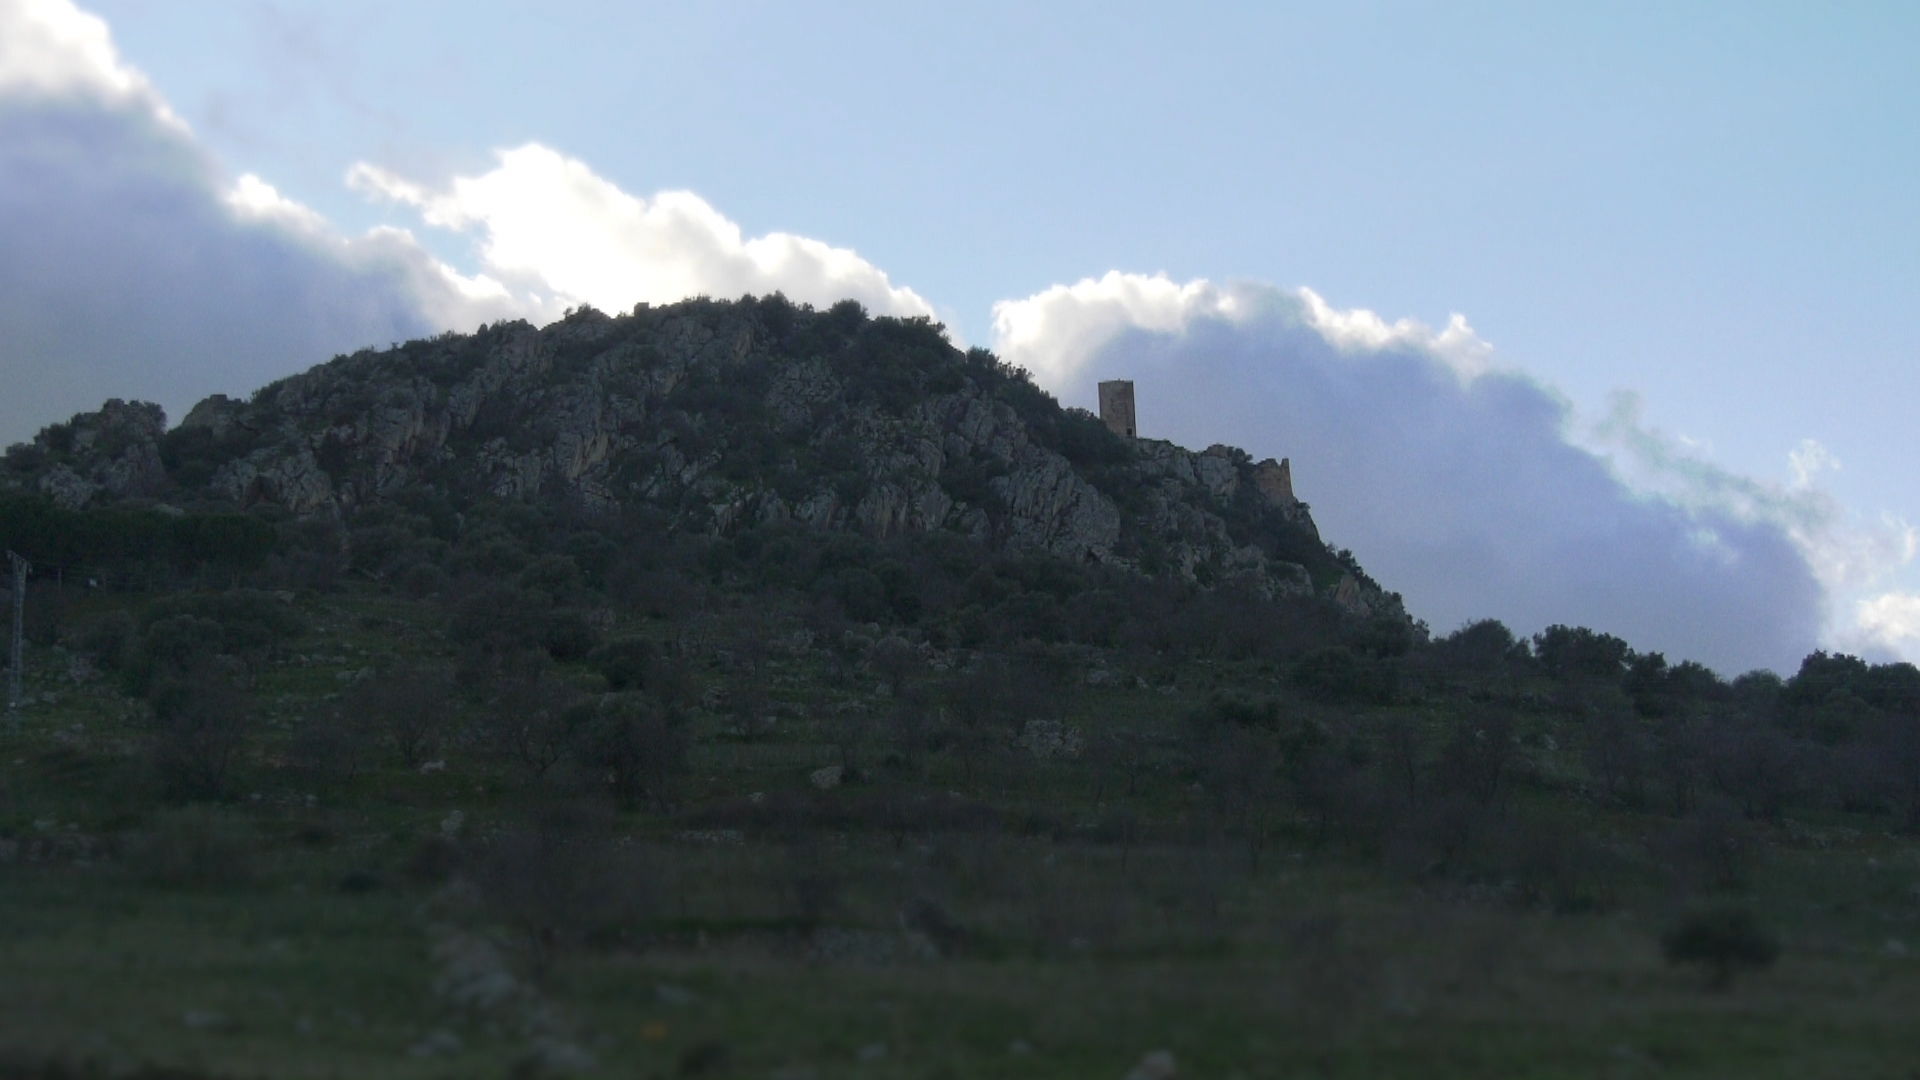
top-left (1098, 380), bottom-right (1136, 439)
top-left (1252, 457), bottom-right (1294, 504)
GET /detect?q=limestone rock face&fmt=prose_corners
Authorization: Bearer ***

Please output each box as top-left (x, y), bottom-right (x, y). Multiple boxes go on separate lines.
top-left (211, 446), bottom-right (335, 514)
top-left (992, 447), bottom-right (1121, 560)
top-left (1, 298), bottom-right (1408, 624)
top-left (10, 398), bottom-right (168, 508)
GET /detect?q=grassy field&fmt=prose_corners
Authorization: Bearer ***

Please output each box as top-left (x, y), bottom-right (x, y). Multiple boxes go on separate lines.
top-left (2, 588), bottom-right (1918, 1078)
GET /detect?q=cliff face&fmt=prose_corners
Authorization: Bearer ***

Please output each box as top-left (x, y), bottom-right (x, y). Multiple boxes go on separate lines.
top-left (2, 297), bottom-right (1403, 619)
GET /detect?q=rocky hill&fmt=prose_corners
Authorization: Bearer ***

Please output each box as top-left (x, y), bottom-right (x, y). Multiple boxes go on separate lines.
top-left (1, 295), bottom-right (1404, 621)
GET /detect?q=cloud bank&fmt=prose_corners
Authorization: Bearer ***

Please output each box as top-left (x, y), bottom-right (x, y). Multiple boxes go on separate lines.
top-left (991, 272), bottom-right (1911, 674)
top-left (10, 0), bottom-right (1915, 674)
top-left (0, 0), bottom-right (524, 442)
top-left (349, 147), bottom-right (935, 323)
top-left (0, 0), bottom-right (930, 444)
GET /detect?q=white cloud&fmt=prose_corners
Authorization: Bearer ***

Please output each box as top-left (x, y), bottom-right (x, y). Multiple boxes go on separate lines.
top-left (1584, 395), bottom-right (1918, 659)
top-left (991, 271), bottom-right (1495, 387)
top-left (0, 2), bottom-right (946, 443)
top-left (1856, 592), bottom-right (1920, 650)
top-left (991, 272), bottom-right (1240, 385)
top-left (0, 0), bottom-right (176, 122)
top-left (349, 145), bottom-right (937, 321)
top-left (0, 0), bottom-right (528, 442)
top-left (991, 271), bottom-right (1829, 673)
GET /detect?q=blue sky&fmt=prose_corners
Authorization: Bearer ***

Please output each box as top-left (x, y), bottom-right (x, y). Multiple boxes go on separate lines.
top-left (4, 0), bottom-right (1918, 672)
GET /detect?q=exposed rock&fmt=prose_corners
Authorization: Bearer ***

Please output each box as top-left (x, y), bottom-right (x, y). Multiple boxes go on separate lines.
top-left (16, 399), bottom-right (168, 507)
top-left (36, 464), bottom-right (96, 509)
top-left (1333, 573), bottom-right (1372, 618)
top-left (1018, 719), bottom-right (1084, 760)
top-left (212, 444), bottom-right (335, 513)
top-left (993, 447), bottom-right (1121, 561)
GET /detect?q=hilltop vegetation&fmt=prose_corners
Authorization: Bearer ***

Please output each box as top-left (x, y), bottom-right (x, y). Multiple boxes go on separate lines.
top-left (0, 297), bottom-right (1916, 1077)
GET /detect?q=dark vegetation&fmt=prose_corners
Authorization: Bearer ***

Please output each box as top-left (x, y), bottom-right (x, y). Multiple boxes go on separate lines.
top-left (0, 300), bottom-right (1915, 1077)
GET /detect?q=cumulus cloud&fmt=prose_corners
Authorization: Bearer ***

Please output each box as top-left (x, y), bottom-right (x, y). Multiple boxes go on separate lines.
top-left (992, 273), bottom-right (1838, 674)
top-left (0, 0), bottom-right (522, 443)
top-left (0, 1), bottom-right (934, 445)
top-left (0, 0), bottom-right (166, 109)
top-left (1586, 397), bottom-right (1916, 602)
top-left (1856, 592), bottom-right (1920, 651)
top-left (349, 145), bottom-right (936, 321)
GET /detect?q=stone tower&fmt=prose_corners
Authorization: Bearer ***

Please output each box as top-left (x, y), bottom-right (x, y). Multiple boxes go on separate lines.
top-left (1097, 380), bottom-right (1136, 439)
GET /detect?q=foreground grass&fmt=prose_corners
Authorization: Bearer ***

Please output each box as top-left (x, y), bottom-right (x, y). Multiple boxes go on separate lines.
top-left (2, 588), bottom-right (1919, 1077)
top-left (2, 840), bottom-right (1917, 1079)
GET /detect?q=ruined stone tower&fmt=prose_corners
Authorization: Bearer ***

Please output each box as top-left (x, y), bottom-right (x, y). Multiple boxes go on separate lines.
top-left (1252, 457), bottom-right (1295, 505)
top-left (1098, 380), bottom-right (1136, 439)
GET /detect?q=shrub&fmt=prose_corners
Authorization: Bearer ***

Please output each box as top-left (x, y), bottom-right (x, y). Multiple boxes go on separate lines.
top-left (78, 609), bottom-right (136, 671)
top-left (575, 695), bottom-right (686, 810)
top-left (141, 589), bottom-right (308, 653)
top-left (590, 638), bottom-right (653, 691)
top-left (145, 672), bottom-right (253, 801)
top-left (22, 582), bottom-right (63, 648)
top-left (1292, 646), bottom-right (1396, 705)
top-left (1661, 905), bottom-right (1778, 989)
top-left (345, 668), bottom-right (453, 769)
top-left (541, 610), bottom-right (601, 662)
top-left (493, 675), bottom-right (587, 781)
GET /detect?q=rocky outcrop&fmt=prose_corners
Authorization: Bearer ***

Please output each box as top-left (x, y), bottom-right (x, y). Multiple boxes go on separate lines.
top-left (9, 399), bottom-right (168, 509)
top-left (211, 445), bottom-right (336, 514)
top-left (992, 447), bottom-right (1121, 560)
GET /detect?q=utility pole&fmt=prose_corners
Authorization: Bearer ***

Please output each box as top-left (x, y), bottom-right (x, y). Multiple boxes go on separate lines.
top-left (6, 550), bottom-right (26, 713)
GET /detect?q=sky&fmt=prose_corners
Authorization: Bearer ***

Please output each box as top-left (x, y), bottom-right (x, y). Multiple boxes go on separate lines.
top-left (2, 0), bottom-right (1917, 674)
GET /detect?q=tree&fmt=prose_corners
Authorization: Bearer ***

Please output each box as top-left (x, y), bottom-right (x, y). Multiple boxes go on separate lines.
top-left (1583, 707), bottom-right (1650, 806)
top-left (1704, 717), bottom-right (1805, 821)
top-left (886, 688), bottom-right (934, 772)
top-left (577, 695), bottom-right (686, 810)
top-left (347, 668), bottom-right (453, 769)
top-left (1436, 709), bottom-right (1515, 807)
top-left (1532, 625), bottom-right (1631, 685)
top-left (147, 670), bottom-right (253, 801)
top-left (494, 672), bottom-right (585, 781)
top-left (1652, 717), bottom-right (1708, 816)
top-left (1866, 712), bottom-right (1920, 832)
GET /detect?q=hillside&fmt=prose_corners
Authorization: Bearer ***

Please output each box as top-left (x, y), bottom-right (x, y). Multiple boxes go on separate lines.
top-left (1, 296), bottom-right (1404, 626)
top-left (0, 297), bottom-right (1916, 1078)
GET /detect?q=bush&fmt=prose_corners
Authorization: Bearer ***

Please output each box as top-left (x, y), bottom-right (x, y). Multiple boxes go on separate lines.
top-left (287, 708), bottom-right (375, 789)
top-left (22, 582), bottom-right (63, 648)
top-left (1293, 646), bottom-right (1396, 705)
top-left (345, 668), bottom-right (453, 769)
top-left (146, 672), bottom-right (253, 801)
top-left (492, 674), bottom-right (587, 781)
top-left (1661, 905), bottom-right (1778, 989)
top-left (141, 590), bottom-right (308, 653)
top-left (78, 609), bottom-right (136, 671)
top-left (575, 695), bottom-right (687, 810)
top-left (590, 638), bottom-right (653, 691)
top-left (541, 610), bottom-right (601, 662)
